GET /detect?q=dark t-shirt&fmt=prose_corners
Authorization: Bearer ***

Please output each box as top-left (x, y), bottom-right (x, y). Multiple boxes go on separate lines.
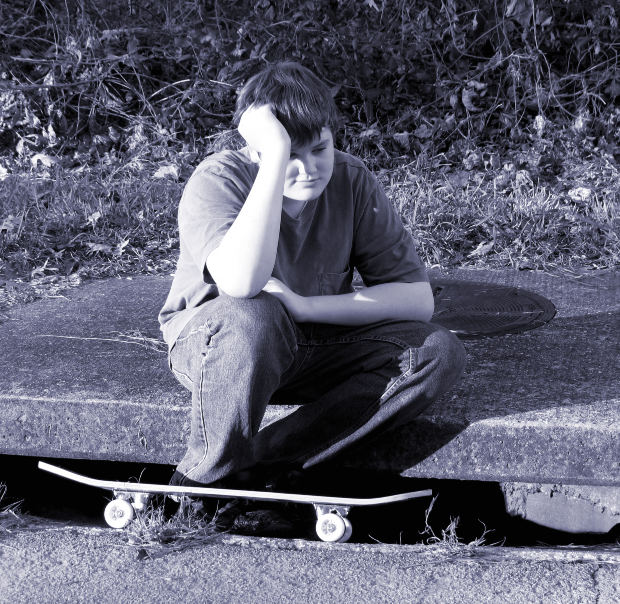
top-left (159, 147), bottom-right (428, 346)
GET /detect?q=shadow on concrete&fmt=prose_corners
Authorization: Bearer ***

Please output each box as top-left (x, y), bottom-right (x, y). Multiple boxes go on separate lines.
top-left (334, 309), bottom-right (619, 484)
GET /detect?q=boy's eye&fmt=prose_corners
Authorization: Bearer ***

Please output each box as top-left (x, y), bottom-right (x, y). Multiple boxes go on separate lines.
top-left (289, 145), bottom-right (328, 159)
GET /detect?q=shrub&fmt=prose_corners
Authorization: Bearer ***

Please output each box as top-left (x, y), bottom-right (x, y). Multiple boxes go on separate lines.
top-left (0, 0), bottom-right (617, 163)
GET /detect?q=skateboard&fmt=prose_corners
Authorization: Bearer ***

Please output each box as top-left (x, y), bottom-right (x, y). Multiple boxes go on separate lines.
top-left (38, 461), bottom-right (432, 543)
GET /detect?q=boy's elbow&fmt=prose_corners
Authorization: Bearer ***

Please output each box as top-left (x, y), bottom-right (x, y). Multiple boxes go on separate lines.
top-left (408, 299), bottom-right (433, 323)
top-left (406, 281), bottom-right (434, 322)
top-left (217, 279), bottom-right (264, 299)
top-left (207, 250), bottom-right (265, 298)
top-left (419, 299), bottom-right (434, 322)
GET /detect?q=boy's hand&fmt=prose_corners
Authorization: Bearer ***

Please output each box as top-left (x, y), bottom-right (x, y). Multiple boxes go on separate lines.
top-left (238, 104), bottom-right (291, 158)
top-left (263, 277), bottom-right (307, 322)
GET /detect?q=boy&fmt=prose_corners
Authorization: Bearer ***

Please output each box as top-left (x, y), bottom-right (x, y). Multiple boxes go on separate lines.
top-left (159, 62), bottom-right (465, 495)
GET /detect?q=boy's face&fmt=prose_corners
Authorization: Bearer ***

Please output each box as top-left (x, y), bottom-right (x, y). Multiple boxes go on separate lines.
top-left (283, 127), bottom-right (334, 202)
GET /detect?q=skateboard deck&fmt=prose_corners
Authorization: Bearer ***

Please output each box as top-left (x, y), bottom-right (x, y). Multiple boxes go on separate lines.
top-left (38, 461), bottom-right (432, 542)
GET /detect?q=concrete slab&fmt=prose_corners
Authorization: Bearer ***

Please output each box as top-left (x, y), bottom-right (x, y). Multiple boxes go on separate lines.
top-left (0, 268), bottom-right (618, 486)
top-left (1, 525), bottom-right (618, 603)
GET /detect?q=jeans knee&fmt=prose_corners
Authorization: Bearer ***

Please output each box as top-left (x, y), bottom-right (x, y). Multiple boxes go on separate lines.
top-left (426, 325), bottom-right (466, 384)
top-left (214, 292), bottom-right (294, 352)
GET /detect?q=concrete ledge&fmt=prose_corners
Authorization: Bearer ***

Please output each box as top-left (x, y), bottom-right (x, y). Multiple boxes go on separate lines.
top-left (2, 525), bottom-right (619, 603)
top-left (1, 269), bottom-right (618, 485)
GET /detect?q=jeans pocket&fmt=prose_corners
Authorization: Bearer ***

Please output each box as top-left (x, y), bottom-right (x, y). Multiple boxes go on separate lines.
top-left (318, 267), bottom-right (353, 295)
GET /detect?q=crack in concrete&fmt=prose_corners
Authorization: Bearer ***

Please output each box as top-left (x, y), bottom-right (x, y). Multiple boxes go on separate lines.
top-left (592, 564), bottom-right (602, 604)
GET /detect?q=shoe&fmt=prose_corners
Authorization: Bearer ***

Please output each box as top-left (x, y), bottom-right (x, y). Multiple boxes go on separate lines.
top-left (210, 498), bottom-right (248, 531)
top-left (229, 502), bottom-right (304, 537)
top-left (165, 468), bottom-right (307, 536)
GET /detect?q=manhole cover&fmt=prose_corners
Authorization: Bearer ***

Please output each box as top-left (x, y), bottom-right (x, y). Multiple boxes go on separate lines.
top-left (430, 279), bottom-right (556, 338)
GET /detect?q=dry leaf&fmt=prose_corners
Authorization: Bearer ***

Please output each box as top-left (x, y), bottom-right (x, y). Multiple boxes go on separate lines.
top-left (359, 128), bottom-right (380, 139)
top-left (1, 214), bottom-right (21, 235)
top-left (392, 132), bottom-right (410, 148)
top-left (85, 242), bottom-right (114, 253)
top-left (568, 187), bottom-right (592, 202)
top-left (115, 239), bottom-right (130, 256)
top-left (461, 89), bottom-right (480, 112)
top-left (153, 164), bottom-right (179, 180)
top-left (86, 211), bottom-right (102, 227)
top-left (468, 240), bottom-right (495, 258)
top-left (30, 153), bottom-right (57, 168)
top-left (413, 124), bottom-right (432, 139)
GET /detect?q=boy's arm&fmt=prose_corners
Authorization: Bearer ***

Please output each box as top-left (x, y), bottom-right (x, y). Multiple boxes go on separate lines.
top-left (206, 105), bottom-right (290, 298)
top-left (264, 278), bottom-right (434, 324)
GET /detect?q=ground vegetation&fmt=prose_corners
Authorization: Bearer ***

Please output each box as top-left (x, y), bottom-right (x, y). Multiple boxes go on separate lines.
top-left (0, 0), bottom-right (618, 307)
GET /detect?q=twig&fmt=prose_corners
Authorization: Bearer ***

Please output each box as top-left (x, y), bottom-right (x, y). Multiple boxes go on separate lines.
top-left (33, 334), bottom-right (166, 352)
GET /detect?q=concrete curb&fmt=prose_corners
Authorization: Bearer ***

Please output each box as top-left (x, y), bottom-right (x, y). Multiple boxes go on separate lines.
top-left (1, 524), bottom-right (618, 603)
top-left (1, 269), bottom-right (618, 486)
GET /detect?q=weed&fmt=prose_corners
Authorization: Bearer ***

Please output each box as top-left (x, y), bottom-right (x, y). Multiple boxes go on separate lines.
top-left (0, 483), bottom-right (25, 533)
top-left (421, 495), bottom-right (491, 549)
top-left (124, 498), bottom-right (220, 558)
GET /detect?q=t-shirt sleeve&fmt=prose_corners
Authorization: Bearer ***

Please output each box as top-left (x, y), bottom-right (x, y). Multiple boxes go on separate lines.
top-left (352, 168), bottom-right (428, 285)
top-left (177, 162), bottom-right (247, 275)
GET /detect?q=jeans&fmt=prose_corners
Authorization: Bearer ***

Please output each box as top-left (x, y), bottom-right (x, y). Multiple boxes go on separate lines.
top-left (169, 292), bottom-right (466, 486)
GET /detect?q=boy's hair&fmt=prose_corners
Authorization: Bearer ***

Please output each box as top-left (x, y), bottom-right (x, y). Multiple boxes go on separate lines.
top-left (234, 62), bottom-right (339, 146)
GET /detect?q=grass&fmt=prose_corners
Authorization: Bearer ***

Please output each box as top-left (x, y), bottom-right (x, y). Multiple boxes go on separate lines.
top-left (34, 330), bottom-right (167, 353)
top-left (0, 483), bottom-right (24, 533)
top-left (124, 499), bottom-right (221, 559)
top-left (1, 113), bottom-right (618, 311)
top-left (382, 118), bottom-right (619, 273)
top-left (126, 492), bottom-right (491, 556)
top-left (420, 495), bottom-right (492, 550)
top-left (1, 0), bottom-right (617, 308)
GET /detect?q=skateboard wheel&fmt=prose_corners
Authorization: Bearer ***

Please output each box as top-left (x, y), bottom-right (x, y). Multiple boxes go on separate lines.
top-left (104, 498), bottom-right (135, 529)
top-left (315, 512), bottom-right (351, 543)
top-left (340, 517), bottom-right (353, 543)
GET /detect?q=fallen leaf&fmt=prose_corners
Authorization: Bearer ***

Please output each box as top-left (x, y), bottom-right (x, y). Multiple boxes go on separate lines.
top-left (533, 115), bottom-right (546, 136)
top-left (359, 128), bottom-right (380, 139)
top-left (413, 124), bottom-right (432, 139)
top-left (85, 242), bottom-right (114, 253)
top-left (86, 211), bottom-right (102, 227)
top-left (153, 164), bottom-right (179, 180)
top-left (568, 187), bottom-right (592, 202)
top-left (467, 80), bottom-right (487, 92)
top-left (115, 239), bottom-right (130, 256)
top-left (461, 89), bottom-right (480, 112)
top-left (468, 239), bottom-right (495, 258)
top-left (1, 214), bottom-right (21, 235)
top-left (392, 132), bottom-right (410, 148)
top-left (30, 153), bottom-right (57, 168)
top-left (463, 150), bottom-right (483, 170)
top-left (493, 172), bottom-right (511, 188)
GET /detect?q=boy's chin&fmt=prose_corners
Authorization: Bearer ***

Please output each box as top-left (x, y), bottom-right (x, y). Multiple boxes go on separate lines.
top-left (284, 185), bottom-right (327, 202)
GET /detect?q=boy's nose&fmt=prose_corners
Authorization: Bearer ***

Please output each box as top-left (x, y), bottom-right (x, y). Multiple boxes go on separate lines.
top-left (296, 155), bottom-right (316, 176)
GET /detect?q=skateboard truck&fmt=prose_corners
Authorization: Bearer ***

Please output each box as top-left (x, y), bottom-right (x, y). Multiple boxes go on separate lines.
top-left (103, 490), bottom-right (150, 529)
top-left (38, 461), bottom-right (432, 543)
